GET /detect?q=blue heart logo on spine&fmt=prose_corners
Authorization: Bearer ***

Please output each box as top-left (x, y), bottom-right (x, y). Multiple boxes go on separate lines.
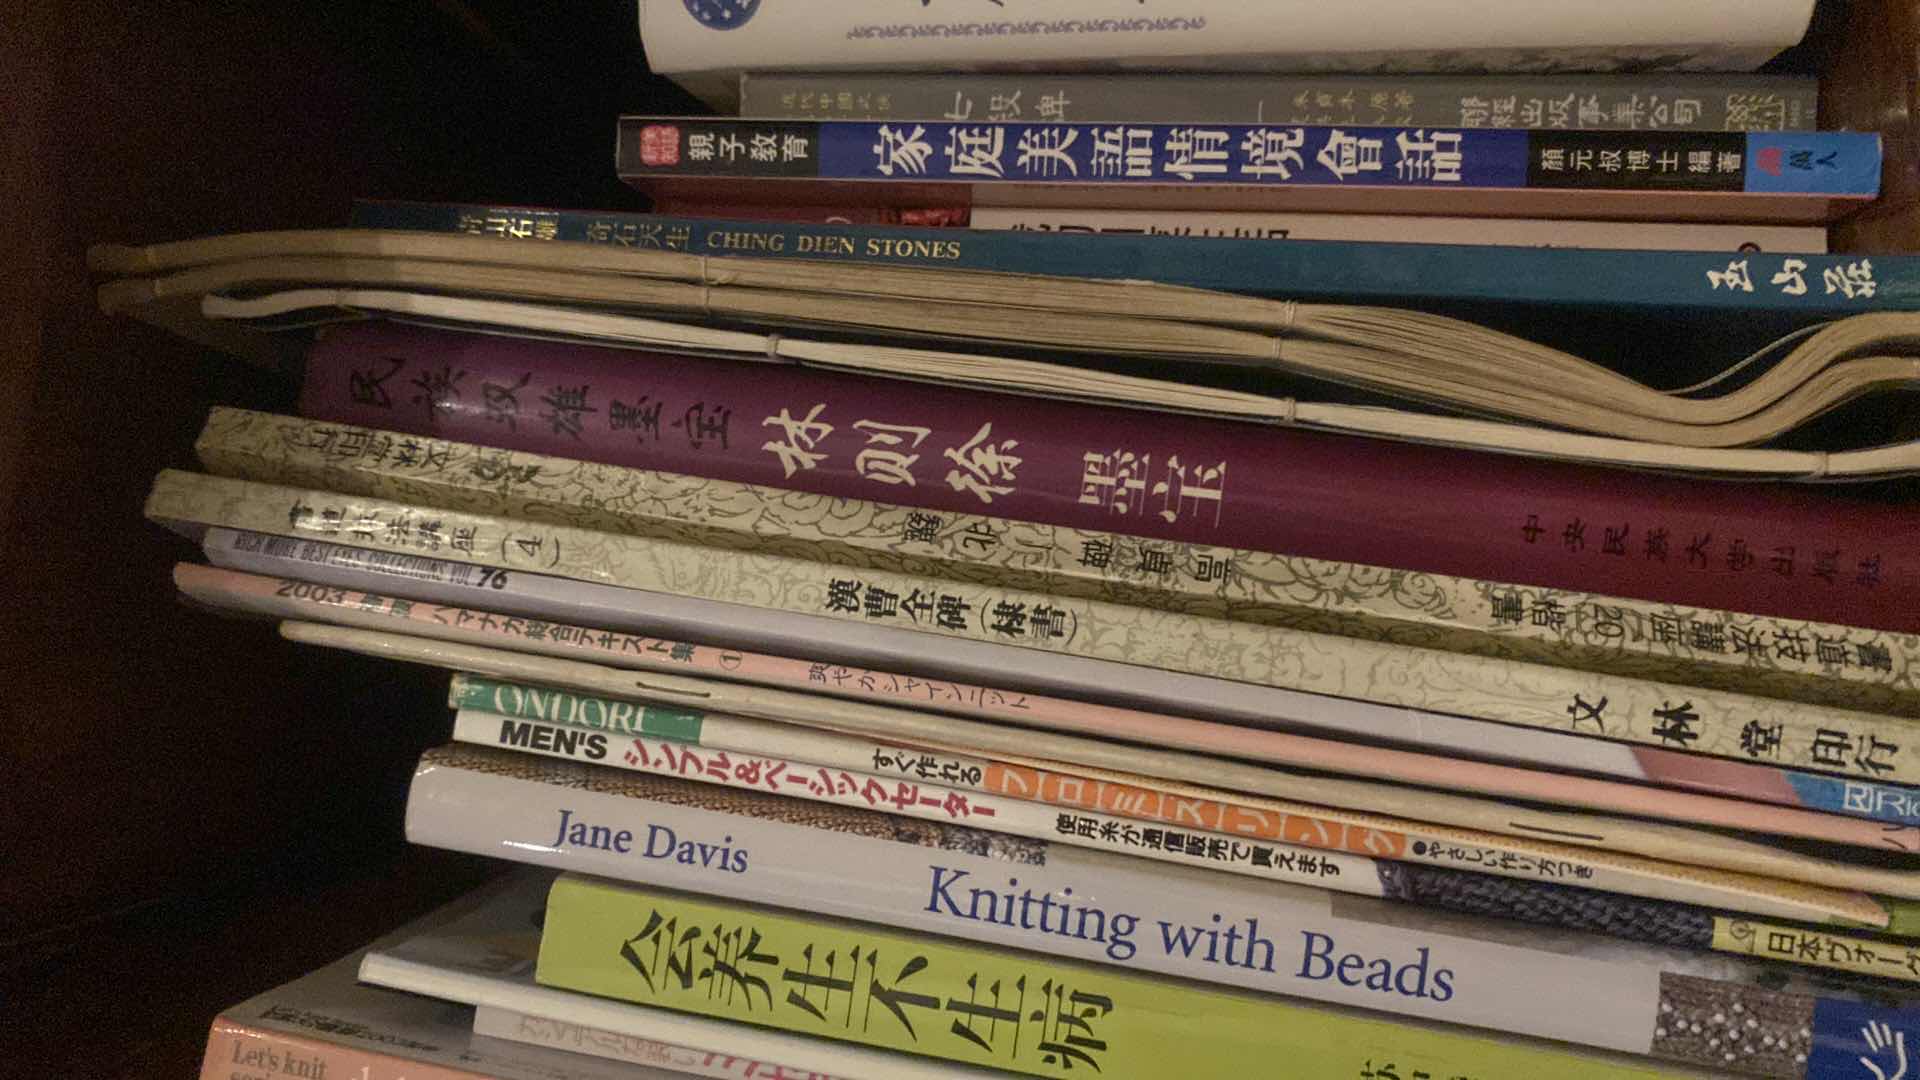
top-left (683, 0), bottom-right (760, 29)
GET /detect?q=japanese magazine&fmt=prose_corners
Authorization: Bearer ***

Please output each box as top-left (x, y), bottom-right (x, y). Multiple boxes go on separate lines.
top-left (197, 405), bottom-right (1920, 717)
top-left (175, 558), bottom-right (1920, 830)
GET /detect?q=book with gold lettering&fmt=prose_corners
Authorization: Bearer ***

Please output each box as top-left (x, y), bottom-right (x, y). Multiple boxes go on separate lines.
top-left (400, 743), bottom-right (1920, 1044)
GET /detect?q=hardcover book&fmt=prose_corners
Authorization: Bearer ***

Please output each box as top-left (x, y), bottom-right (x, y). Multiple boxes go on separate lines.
top-left (613, 118), bottom-right (1877, 224)
top-left (91, 229), bottom-right (1920, 473)
top-left (169, 558), bottom-right (1920, 899)
top-left (284, 320), bottom-right (1920, 629)
top-left (736, 72), bottom-right (1819, 132)
top-left (966, 206), bottom-right (1827, 252)
top-left (635, 0), bottom-right (1818, 110)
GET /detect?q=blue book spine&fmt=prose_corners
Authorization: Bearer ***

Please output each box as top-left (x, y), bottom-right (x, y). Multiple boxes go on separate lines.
top-left (614, 117), bottom-right (1879, 197)
top-left (349, 199), bottom-right (1917, 314)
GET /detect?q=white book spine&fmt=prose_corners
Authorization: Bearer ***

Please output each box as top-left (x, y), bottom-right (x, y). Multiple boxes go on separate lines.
top-left (448, 710), bottom-right (1844, 923)
top-left (361, 953), bottom-right (995, 1080)
top-left (637, 2), bottom-right (1814, 83)
top-left (968, 207), bottom-right (1829, 253)
top-left (406, 755), bottom-right (1664, 1053)
top-left (199, 527), bottom-right (1651, 782)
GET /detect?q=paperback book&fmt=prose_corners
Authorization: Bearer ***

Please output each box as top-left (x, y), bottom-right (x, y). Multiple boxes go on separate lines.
top-left (614, 118), bottom-right (1877, 223)
top-left (636, 0), bottom-right (1819, 110)
top-left (736, 72), bottom-right (1819, 131)
top-left (537, 872), bottom-right (1903, 1079)
top-left (406, 744), bottom-right (1920, 1072)
top-left (965, 206), bottom-right (1827, 251)
top-left (175, 556), bottom-right (1920, 831)
top-left (92, 230), bottom-right (1920, 473)
top-left (198, 882), bottom-right (691, 1080)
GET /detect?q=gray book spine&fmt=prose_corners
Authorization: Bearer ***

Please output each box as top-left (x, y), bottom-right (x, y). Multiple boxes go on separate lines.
top-left (739, 73), bottom-right (1816, 131)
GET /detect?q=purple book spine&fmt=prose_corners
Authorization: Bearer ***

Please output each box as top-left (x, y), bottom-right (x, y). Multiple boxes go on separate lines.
top-left (299, 320), bottom-right (1920, 632)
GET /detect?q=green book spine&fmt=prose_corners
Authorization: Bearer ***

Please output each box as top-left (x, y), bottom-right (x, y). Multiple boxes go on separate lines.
top-left (536, 875), bottom-right (1699, 1079)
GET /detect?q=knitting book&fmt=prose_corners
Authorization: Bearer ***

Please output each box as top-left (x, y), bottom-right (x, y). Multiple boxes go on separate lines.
top-left (536, 872), bottom-right (1904, 1078)
top-left (636, 0), bottom-right (1818, 110)
top-left (89, 230), bottom-right (1920, 474)
top-left (408, 745), bottom-right (1918, 1074)
top-left (735, 72), bottom-right (1819, 131)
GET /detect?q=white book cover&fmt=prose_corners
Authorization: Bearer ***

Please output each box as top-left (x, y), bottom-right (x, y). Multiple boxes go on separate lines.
top-left (197, 526), bottom-right (1648, 782)
top-left (360, 870), bottom-right (988, 1080)
top-left (637, 2), bottom-right (1816, 109)
top-left (969, 207), bottom-right (1828, 253)
top-left (402, 744), bottom-right (1842, 1059)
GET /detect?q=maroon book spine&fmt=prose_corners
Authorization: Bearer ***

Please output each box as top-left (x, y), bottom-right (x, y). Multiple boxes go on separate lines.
top-left (298, 321), bottom-right (1919, 632)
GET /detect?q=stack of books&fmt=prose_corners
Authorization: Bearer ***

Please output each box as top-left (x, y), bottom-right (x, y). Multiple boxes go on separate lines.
top-left (99, 3), bottom-right (1920, 1078)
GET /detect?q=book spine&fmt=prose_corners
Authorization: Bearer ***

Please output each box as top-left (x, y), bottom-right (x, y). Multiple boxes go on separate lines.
top-left (467, 1008), bottom-right (852, 1080)
top-left (967, 206), bottom-right (1828, 252)
top-left (201, 1019), bottom-right (484, 1080)
top-left (452, 708), bottom-right (1851, 923)
top-left (189, 555), bottom-right (1920, 845)
top-left (535, 873), bottom-right (1836, 1079)
top-left (149, 470), bottom-right (1920, 792)
top-left (406, 754), bottom-right (1718, 1069)
top-left (638, 2), bottom-right (1814, 81)
top-left (648, 199), bottom-right (971, 227)
top-left (738, 73), bottom-right (1819, 131)
top-left (183, 554), bottom-right (1920, 836)
top-left (202, 407), bottom-right (1916, 719)
top-left (346, 200), bottom-right (1914, 315)
top-left (297, 321), bottom-right (1920, 633)
top-left (613, 118), bottom-right (1878, 198)
top-left (409, 748), bottom-right (1920, 1024)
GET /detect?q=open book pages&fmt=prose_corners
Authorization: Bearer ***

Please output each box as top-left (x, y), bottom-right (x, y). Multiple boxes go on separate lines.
top-left (88, 228), bottom-right (1920, 477)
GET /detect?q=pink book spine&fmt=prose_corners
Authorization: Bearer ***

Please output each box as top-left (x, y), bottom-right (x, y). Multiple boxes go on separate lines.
top-left (299, 320), bottom-right (1920, 632)
top-left (201, 1019), bottom-right (484, 1080)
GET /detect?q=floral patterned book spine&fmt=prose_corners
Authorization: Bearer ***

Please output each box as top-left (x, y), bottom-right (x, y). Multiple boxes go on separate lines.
top-left (197, 405), bottom-right (1920, 721)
